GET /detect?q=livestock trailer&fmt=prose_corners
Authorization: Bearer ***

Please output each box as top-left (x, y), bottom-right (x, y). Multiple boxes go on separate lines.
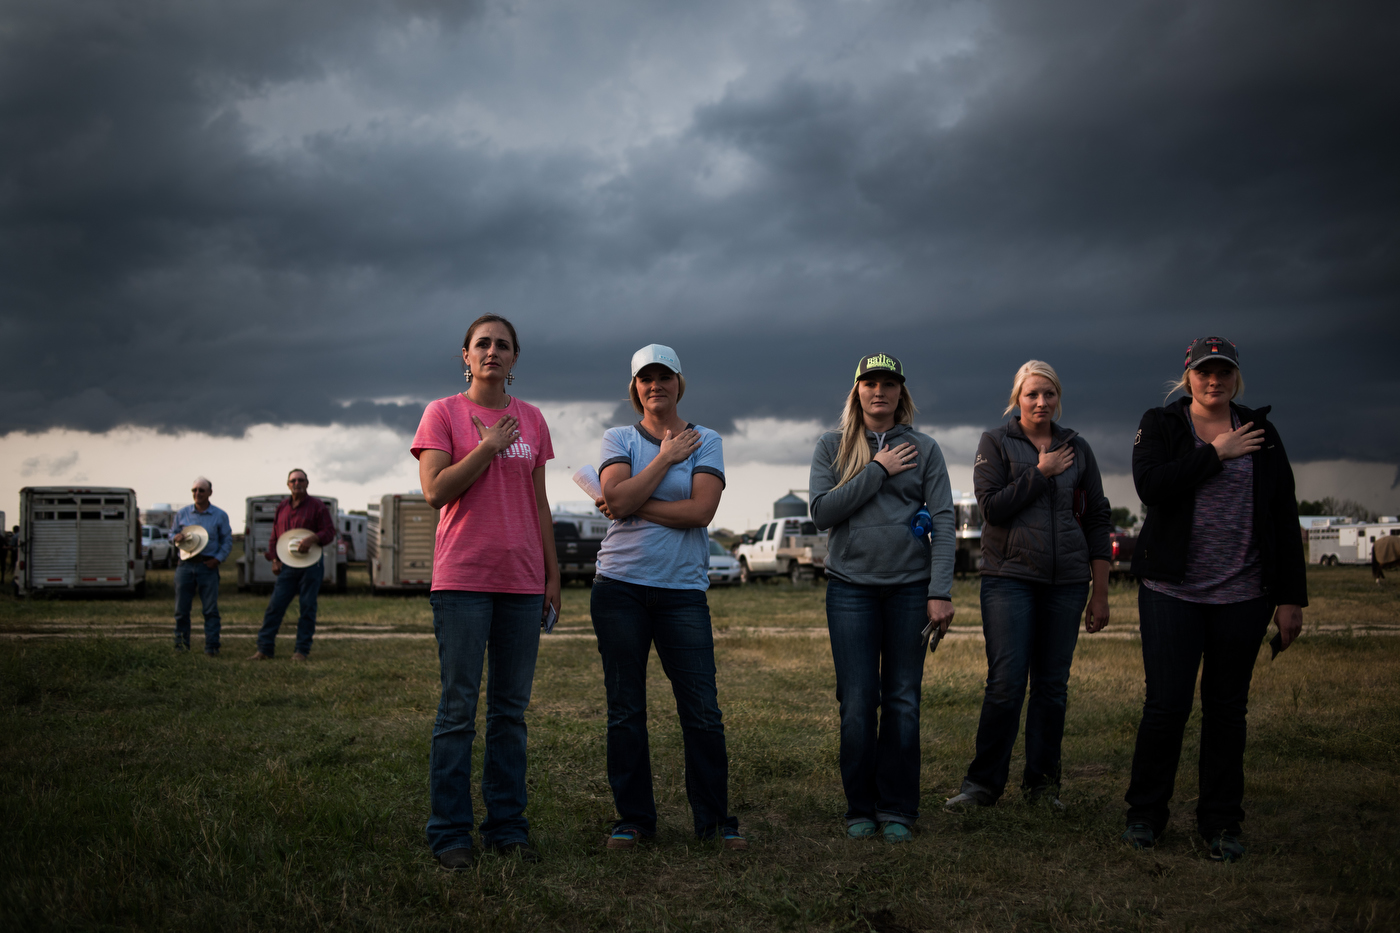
top-left (1308, 519), bottom-right (1400, 565)
top-left (15, 486), bottom-right (146, 597)
top-left (952, 491), bottom-right (984, 574)
top-left (337, 512), bottom-right (369, 562)
top-left (366, 494), bottom-right (438, 592)
top-left (236, 494), bottom-right (342, 592)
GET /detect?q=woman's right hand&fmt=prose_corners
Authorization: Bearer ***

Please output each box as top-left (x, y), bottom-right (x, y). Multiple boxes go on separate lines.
top-left (873, 442), bottom-right (918, 476)
top-left (1211, 421), bottom-right (1265, 461)
top-left (472, 414), bottom-right (520, 454)
top-left (1037, 444), bottom-right (1074, 478)
top-left (657, 428), bottom-right (701, 465)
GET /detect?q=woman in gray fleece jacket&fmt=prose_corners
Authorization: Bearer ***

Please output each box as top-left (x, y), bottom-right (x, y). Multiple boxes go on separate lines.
top-left (809, 353), bottom-right (956, 842)
top-left (946, 360), bottom-right (1112, 812)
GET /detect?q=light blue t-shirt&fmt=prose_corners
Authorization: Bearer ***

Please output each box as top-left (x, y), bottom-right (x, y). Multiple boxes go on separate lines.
top-left (595, 422), bottom-right (725, 591)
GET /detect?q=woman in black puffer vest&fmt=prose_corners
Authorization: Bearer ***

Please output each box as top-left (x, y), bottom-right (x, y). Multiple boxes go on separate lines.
top-left (946, 361), bottom-right (1112, 811)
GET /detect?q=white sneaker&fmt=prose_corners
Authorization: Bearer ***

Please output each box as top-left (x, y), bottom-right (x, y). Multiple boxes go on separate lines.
top-left (944, 792), bottom-right (981, 811)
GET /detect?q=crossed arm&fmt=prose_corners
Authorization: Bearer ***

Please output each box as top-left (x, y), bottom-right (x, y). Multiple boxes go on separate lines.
top-left (597, 462), bottom-right (722, 530)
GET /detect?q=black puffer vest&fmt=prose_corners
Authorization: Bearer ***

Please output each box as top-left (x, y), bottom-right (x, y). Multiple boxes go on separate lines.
top-left (974, 419), bottom-right (1112, 585)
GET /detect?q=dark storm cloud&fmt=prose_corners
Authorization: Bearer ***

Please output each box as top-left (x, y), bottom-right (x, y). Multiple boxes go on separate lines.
top-left (1, 0), bottom-right (1396, 471)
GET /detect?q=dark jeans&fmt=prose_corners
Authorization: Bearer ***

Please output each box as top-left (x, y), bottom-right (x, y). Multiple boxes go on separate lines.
top-left (590, 577), bottom-right (737, 839)
top-left (1125, 587), bottom-right (1271, 839)
top-left (825, 577), bottom-right (928, 827)
top-left (426, 591), bottom-right (542, 855)
top-left (173, 560), bottom-right (222, 651)
top-left (256, 560), bottom-right (324, 657)
top-left (961, 576), bottom-right (1087, 802)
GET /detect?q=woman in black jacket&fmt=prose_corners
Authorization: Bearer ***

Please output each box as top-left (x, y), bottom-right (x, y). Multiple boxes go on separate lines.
top-left (946, 360), bottom-right (1112, 811)
top-left (1122, 336), bottom-right (1306, 862)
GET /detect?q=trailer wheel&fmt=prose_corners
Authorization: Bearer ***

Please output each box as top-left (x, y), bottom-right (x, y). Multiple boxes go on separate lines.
top-left (739, 560), bottom-right (752, 585)
top-left (144, 553), bottom-right (153, 570)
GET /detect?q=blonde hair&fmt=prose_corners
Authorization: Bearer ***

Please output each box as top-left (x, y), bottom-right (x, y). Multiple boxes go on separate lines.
top-left (1166, 366), bottom-right (1245, 402)
top-left (832, 381), bottom-right (919, 489)
top-left (628, 373), bottom-right (686, 414)
top-left (1004, 360), bottom-right (1063, 420)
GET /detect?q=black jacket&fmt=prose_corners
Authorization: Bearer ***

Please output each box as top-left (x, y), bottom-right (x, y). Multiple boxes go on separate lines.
top-left (975, 419), bottom-right (1113, 585)
top-left (1130, 398), bottom-right (1308, 607)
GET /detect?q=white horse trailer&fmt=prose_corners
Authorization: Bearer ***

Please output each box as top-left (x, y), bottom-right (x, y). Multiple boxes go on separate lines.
top-left (1309, 519), bottom-right (1400, 565)
top-left (338, 512), bottom-right (368, 562)
top-left (367, 494), bottom-right (439, 592)
top-left (952, 491), bottom-right (984, 574)
top-left (16, 486), bottom-right (146, 597)
top-left (236, 495), bottom-right (341, 592)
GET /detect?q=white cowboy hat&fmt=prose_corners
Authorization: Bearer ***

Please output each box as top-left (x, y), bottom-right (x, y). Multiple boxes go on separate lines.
top-left (275, 529), bottom-right (323, 568)
top-left (175, 524), bottom-right (209, 558)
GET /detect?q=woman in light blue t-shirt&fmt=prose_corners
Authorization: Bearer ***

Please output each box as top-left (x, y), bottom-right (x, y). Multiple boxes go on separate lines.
top-left (589, 343), bottom-right (746, 851)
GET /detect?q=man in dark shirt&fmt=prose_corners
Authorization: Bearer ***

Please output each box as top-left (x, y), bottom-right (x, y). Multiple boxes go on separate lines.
top-left (251, 469), bottom-right (337, 661)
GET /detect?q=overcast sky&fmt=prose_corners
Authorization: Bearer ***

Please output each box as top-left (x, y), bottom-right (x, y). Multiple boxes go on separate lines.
top-left (2, 0), bottom-right (1397, 492)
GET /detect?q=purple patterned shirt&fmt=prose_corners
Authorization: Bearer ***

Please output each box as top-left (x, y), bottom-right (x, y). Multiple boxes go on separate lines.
top-left (1143, 413), bottom-right (1264, 604)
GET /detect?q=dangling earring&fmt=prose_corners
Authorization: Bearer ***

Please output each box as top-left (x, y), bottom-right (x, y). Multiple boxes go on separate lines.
top-left (507, 371), bottom-right (515, 385)
top-left (463, 365), bottom-right (473, 386)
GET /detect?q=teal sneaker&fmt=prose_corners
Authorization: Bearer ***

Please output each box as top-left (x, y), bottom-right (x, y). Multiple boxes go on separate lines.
top-left (1121, 823), bottom-right (1156, 849)
top-left (846, 820), bottom-right (878, 839)
top-left (881, 822), bottom-right (913, 843)
top-left (1207, 833), bottom-right (1244, 863)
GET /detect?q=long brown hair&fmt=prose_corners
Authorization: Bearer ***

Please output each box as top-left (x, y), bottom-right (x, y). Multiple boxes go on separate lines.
top-left (832, 381), bottom-right (918, 489)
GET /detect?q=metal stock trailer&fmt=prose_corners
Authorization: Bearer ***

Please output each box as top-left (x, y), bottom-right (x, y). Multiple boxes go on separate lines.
top-left (366, 494), bottom-right (438, 592)
top-left (15, 486), bottom-right (146, 597)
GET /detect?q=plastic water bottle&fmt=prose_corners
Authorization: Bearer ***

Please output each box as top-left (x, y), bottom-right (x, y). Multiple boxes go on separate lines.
top-left (910, 507), bottom-right (932, 539)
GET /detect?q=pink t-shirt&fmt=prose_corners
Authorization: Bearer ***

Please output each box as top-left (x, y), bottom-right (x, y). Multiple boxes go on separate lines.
top-left (411, 394), bottom-right (554, 593)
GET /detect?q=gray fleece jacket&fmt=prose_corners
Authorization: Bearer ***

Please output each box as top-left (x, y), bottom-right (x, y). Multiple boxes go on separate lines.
top-left (809, 422), bottom-right (956, 600)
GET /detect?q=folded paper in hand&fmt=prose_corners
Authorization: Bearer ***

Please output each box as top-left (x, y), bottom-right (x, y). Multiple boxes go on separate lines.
top-left (572, 465), bottom-right (602, 500)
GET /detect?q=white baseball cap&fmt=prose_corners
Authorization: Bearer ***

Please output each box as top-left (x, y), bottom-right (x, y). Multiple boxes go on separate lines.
top-left (630, 344), bottom-right (682, 377)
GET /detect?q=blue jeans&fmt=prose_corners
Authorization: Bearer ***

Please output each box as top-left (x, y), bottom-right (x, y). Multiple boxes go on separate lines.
top-left (590, 577), bottom-right (737, 839)
top-left (960, 576), bottom-right (1087, 802)
top-left (1126, 587), bottom-right (1270, 839)
top-left (173, 560), bottom-right (222, 651)
top-left (825, 577), bottom-right (929, 827)
top-left (426, 591), bottom-right (543, 855)
top-left (256, 561), bottom-right (324, 657)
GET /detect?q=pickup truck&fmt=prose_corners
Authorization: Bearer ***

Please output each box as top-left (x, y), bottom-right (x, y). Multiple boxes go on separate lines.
top-left (554, 521), bottom-right (601, 585)
top-left (1109, 528), bottom-right (1137, 578)
top-left (734, 517), bottom-right (827, 583)
top-left (141, 524), bottom-right (177, 569)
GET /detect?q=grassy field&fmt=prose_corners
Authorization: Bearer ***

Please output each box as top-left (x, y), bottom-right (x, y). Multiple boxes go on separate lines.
top-left (1, 557), bottom-right (1398, 932)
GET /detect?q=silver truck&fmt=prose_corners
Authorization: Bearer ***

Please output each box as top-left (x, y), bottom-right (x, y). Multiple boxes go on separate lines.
top-left (735, 517), bottom-right (828, 583)
top-left (366, 494), bottom-right (438, 592)
top-left (236, 494), bottom-right (343, 592)
top-left (15, 486), bottom-right (147, 597)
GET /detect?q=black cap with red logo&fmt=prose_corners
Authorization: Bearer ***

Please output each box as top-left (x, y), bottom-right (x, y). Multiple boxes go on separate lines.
top-left (1184, 336), bottom-right (1239, 371)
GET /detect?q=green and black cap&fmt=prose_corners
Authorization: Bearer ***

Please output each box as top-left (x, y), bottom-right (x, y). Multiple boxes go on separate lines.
top-left (854, 352), bottom-right (905, 384)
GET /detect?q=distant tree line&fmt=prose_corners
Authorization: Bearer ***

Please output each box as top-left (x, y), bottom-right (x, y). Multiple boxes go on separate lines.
top-left (1297, 498), bottom-right (1377, 522)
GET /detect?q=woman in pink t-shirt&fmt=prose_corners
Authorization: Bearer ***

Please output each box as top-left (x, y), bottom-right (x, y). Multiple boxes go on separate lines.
top-left (411, 313), bottom-right (560, 869)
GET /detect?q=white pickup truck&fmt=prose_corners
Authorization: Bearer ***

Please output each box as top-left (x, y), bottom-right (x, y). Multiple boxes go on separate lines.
top-left (734, 517), bottom-right (828, 583)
